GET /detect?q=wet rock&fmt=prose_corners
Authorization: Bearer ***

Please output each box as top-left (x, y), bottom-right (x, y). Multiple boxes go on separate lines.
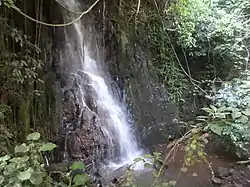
top-left (111, 177), bottom-right (118, 184)
top-left (56, 73), bottom-right (110, 168)
top-left (215, 167), bottom-right (233, 178)
top-left (232, 183), bottom-right (243, 187)
top-left (212, 176), bottom-right (222, 184)
top-left (104, 25), bottom-right (180, 147)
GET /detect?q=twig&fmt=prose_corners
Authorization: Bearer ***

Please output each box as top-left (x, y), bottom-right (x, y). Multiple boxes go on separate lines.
top-left (135, 0), bottom-right (141, 19)
top-left (236, 160), bottom-right (250, 164)
top-left (181, 47), bottom-right (191, 78)
top-left (243, 45), bottom-right (250, 70)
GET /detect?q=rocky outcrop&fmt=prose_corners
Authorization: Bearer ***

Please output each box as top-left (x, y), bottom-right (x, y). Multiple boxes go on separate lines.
top-left (102, 13), bottom-right (180, 147)
top-left (46, 0), bottom-right (180, 164)
top-left (56, 72), bottom-right (110, 166)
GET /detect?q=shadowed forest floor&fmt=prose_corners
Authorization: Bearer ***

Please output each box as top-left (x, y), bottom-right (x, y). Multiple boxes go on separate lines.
top-left (136, 145), bottom-right (250, 187)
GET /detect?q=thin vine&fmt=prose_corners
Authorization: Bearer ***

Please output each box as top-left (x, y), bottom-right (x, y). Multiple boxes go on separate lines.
top-left (10, 0), bottom-right (100, 27)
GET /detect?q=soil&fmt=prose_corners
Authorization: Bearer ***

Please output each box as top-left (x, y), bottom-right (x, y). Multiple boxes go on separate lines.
top-left (136, 144), bottom-right (250, 187)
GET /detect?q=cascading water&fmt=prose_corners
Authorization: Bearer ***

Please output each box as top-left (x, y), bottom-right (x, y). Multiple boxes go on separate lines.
top-left (59, 0), bottom-right (143, 169)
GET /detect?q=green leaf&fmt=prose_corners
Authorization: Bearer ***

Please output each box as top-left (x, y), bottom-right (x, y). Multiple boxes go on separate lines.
top-left (27, 132), bottom-right (40, 141)
top-left (10, 155), bottom-right (29, 163)
top-left (3, 0), bottom-right (14, 8)
top-left (133, 157), bottom-right (141, 163)
top-left (4, 183), bottom-right (22, 187)
top-left (217, 106), bottom-right (227, 112)
top-left (231, 111), bottom-right (242, 120)
top-left (210, 105), bottom-right (217, 112)
top-left (209, 124), bottom-right (224, 135)
top-left (196, 115), bottom-right (209, 119)
top-left (0, 162), bottom-right (7, 170)
top-left (153, 152), bottom-right (162, 157)
top-left (30, 172), bottom-right (44, 185)
top-left (39, 143), bottom-right (57, 152)
top-left (144, 163), bottom-right (152, 168)
top-left (169, 181), bottom-right (177, 185)
top-left (201, 107), bottom-right (214, 114)
top-left (143, 154), bottom-right (153, 159)
top-left (15, 143), bottom-right (30, 153)
top-left (73, 174), bottom-right (89, 186)
top-left (70, 161), bottom-right (85, 171)
top-left (190, 144), bottom-right (197, 150)
top-left (242, 108), bottom-right (250, 116)
top-left (17, 167), bottom-right (34, 181)
top-left (0, 175), bottom-right (4, 184)
top-left (236, 115), bottom-right (248, 124)
top-left (152, 170), bottom-right (159, 178)
top-left (0, 155), bottom-right (10, 162)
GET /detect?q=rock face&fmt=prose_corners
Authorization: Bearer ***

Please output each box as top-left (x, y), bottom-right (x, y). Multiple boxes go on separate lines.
top-left (56, 72), bottom-right (110, 166)
top-left (103, 21), bottom-right (180, 147)
top-left (46, 0), bottom-right (180, 164)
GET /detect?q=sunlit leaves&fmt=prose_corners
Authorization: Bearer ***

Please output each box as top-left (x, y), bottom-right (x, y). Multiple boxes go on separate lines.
top-left (133, 157), bottom-right (142, 163)
top-left (39, 143), bottom-right (57, 152)
top-left (27, 132), bottom-right (40, 141)
top-left (29, 172), bottom-right (45, 185)
top-left (3, 0), bottom-right (14, 8)
top-left (242, 108), bottom-right (250, 116)
top-left (184, 135), bottom-right (206, 167)
top-left (0, 132), bottom-right (62, 186)
top-left (231, 111), bottom-right (242, 120)
top-left (209, 123), bottom-right (224, 135)
top-left (0, 155), bottom-right (10, 162)
top-left (70, 161), bottom-right (85, 171)
top-left (15, 143), bottom-right (30, 153)
top-left (73, 174), bottom-right (89, 186)
top-left (144, 163), bottom-right (152, 168)
top-left (17, 167), bottom-right (34, 181)
top-left (235, 115), bottom-right (248, 124)
top-left (199, 70), bottom-right (250, 156)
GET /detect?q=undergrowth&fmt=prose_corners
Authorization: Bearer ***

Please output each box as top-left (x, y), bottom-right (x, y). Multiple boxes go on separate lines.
top-left (0, 132), bottom-right (90, 187)
top-left (1, 0), bottom-right (250, 186)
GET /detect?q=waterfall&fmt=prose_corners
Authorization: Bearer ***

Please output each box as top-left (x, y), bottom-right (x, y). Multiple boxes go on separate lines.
top-left (59, 0), bottom-right (143, 169)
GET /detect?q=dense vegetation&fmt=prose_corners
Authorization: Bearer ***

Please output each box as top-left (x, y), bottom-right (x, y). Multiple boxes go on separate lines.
top-left (0, 0), bottom-right (250, 186)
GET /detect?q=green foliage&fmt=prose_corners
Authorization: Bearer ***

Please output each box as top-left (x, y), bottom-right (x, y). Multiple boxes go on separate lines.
top-left (0, 24), bottom-right (43, 90)
top-left (73, 174), bottom-right (89, 186)
top-left (168, 0), bottom-right (250, 76)
top-left (2, 0), bottom-right (15, 8)
top-left (70, 161), bottom-right (85, 171)
top-left (0, 132), bottom-right (57, 186)
top-left (0, 7), bottom-right (45, 141)
top-left (195, 70), bottom-right (250, 156)
top-left (138, 6), bottom-right (188, 102)
top-left (183, 134), bottom-right (207, 167)
top-left (0, 132), bottom-right (89, 187)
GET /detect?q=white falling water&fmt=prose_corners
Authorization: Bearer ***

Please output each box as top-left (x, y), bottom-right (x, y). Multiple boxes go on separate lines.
top-left (83, 49), bottom-right (143, 168)
top-left (61, 0), bottom-right (143, 169)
